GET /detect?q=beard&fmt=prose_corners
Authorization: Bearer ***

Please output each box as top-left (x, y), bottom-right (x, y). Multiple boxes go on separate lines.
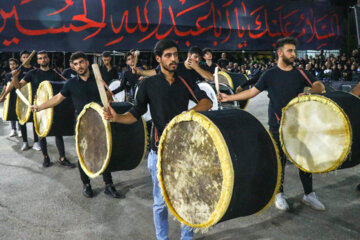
top-left (40, 63), bottom-right (49, 68)
top-left (78, 68), bottom-right (88, 76)
top-left (282, 56), bottom-right (295, 66)
top-left (163, 62), bottom-right (178, 72)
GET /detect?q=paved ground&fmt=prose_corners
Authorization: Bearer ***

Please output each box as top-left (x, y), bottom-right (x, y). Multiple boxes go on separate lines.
top-left (1, 92), bottom-right (360, 240)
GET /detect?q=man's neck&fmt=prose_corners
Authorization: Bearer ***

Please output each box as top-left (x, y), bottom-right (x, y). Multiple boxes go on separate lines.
top-left (206, 59), bottom-right (212, 66)
top-left (105, 65), bottom-right (112, 71)
top-left (79, 71), bottom-right (90, 81)
top-left (277, 60), bottom-right (293, 71)
top-left (40, 66), bottom-right (50, 71)
top-left (161, 68), bottom-right (175, 84)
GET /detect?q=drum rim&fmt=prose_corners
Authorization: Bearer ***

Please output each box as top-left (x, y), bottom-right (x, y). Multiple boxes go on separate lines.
top-left (16, 82), bottom-right (32, 125)
top-left (34, 81), bottom-right (54, 137)
top-left (280, 94), bottom-right (352, 173)
top-left (2, 82), bottom-right (11, 122)
top-left (157, 110), bottom-right (234, 228)
top-left (76, 102), bottom-right (113, 178)
top-left (75, 102), bottom-right (148, 178)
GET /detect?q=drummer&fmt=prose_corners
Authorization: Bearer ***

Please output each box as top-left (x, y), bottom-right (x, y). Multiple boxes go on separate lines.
top-left (133, 46), bottom-right (214, 83)
top-left (220, 37), bottom-right (326, 211)
top-left (200, 48), bottom-right (217, 74)
top-left (11, 51), bottom-right (75, 169)
top-left (0, 58), bottom-right (21, 138)
top-left (351, 83), bottom-right (360, 192)
top-left (103, 39), bottom-right (212, 240)
top-left (31, 51), bottom-right (123, 199)
top-left (61, 60), bottom-right (77, 80)
top-left (100, 51), bottom-right (119, 85)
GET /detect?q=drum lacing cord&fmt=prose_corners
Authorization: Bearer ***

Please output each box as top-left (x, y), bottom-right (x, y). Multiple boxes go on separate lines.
top-left (154, 75), bottom-right (199, 147)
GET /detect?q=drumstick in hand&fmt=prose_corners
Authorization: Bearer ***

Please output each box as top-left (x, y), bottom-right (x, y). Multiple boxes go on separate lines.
top-left (134, 50), bottom-right (140, 68)
top-left (92, 63), bottom-right (109, 111)
top-left (214, 67), bottom-right (220, 96)
top-left (17, 50), bottom-right (36, 70)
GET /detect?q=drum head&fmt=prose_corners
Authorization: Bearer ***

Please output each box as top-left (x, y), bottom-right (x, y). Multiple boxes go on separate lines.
top-left (280, 95), bottom-right (352, 173)
top-left (218, 71), bottom-right (234, 89)
top-left (188, 82), bottom-right (219, 111)
top-left (34, 81), bottom-right (54, 137)
top-left (76, 102), bottom-right (111, 178)
top-left (2, 82), bottom-right (11, 121)
top-left (16, 82), bottom-right (32, 125)
top-left (158, 111), bottom-right (233, 228)
top-left (109, 80), bottom-right (125, 102)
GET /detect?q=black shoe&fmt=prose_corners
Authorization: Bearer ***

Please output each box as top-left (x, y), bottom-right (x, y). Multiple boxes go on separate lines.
top-left (104, 184), bottom-right (124, 199)
top-left (42, 156), bottom-right (51, 168)
top-left (83, 184), bottom-right (93, 198)
top-left (59, 158), bottom-right (76, 168)
top-left (357, 184), bottom-right (360, 192)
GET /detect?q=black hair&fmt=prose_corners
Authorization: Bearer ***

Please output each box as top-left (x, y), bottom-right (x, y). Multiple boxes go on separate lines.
top-left (70, 51), bottom-right (88, 62)
top-left (102, 51), bottom-right (111, 58)
top-left (20, 51), bottom-right (30, 57)
top-left (275, 37), bottom-right (297, 50)
top-left (153, 39), bottom-right (179, 57)
top-left (9, 58), bottom-right (19, 65)
top-left (202, 48), bottom-right (213, 56)
top-left (188, 46), bottom-right (202, 56)
top-left (125, 52), bottom-right (133, 61)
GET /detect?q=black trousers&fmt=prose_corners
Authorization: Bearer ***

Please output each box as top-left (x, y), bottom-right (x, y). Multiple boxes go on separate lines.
top-left (269, 126), bottom-right (313, 195)
top-left (10, 121), bottom-right (20, 130)
top-left (39, 136), bottom-right (65, 159)
top-left (19, 123), bottom-right (39, 143)
top-left (78, 162), bottom-right (113, 185)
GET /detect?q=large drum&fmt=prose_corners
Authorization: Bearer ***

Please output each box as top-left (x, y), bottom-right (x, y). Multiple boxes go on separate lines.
top-left (158, 110), bottom-right (281, 228)
top-left (109, 79), bottom-right (125, 102)
top-left (280, 91), bottom-right (360, 173)
top-left (218, 71), bottom-right (250, 109)
top-left (16, 82), bottom-right (32, 125)
top-left (2, 82), bottom-right (17, 121)
top-left (76, 102), bottom-right (147, 178)
top-left (34, 81), bottom-right (75, 137)
top-left (188, 82), bottom-right (219, 111)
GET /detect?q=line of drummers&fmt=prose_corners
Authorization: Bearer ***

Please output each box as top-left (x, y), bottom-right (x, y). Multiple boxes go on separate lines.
top-left (0, 47), bottom-right (249, 198)
top-left (1, 38), bottom-right (360, 239)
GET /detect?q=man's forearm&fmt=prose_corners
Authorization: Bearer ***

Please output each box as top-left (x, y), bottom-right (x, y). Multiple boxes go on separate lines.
top-left (38, 94), bottom-right (65, 111)
top-left (310, 81), bottom-right (325, 93)
top-left (192, 99), bottom-right (212, 112)
top-left (113, 111), bottom-right (138, 124)
top-left (194, 67), bottom-right (214, 81)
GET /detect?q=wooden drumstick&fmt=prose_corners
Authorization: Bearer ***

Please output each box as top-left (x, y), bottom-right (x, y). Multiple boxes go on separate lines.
top-left (17, 50), bottom-right (36, 70)
top-left (15, 89), bottom-right (31, 107)
top-left (214, 67), bottom-right (220, 96)
top-left (92, 63), bottom-right (109, 111)
top-left (134, 50), bottom-right (140, 67)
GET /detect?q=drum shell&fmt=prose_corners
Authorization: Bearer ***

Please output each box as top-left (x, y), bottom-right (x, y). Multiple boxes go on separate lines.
top-left (158, 109), bottom-right (281, 228)
top-left (76, 102), bottom-right (147, 178)
top-left (3, 85), bottom-right (18, 121)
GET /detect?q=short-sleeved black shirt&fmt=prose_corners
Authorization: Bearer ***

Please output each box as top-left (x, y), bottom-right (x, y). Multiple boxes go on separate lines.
top-left (100, 66), bottom-right (119, 85)
top-left (200, 62), bottom-right (216, 74)
top-left (118, 69), bottom-right (139, 93)
top-left (129, 71), bottom-right (211, 151)
top-left (24, 69), bottom-right (63, 97)
top-left (60, 74), bottom-right (101, 116)
top-left (254, 66), bottom-right (316, 128)
top-left (217, 58), bottom-right (229, 69)
top-left (176, 62), bottom-right (203, 84)
top-left (62, 68), bottom-right (77, 80)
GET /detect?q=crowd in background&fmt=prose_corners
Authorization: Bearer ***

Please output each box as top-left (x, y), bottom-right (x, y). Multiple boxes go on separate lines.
top-left (1, 48), bottom-right (360, 85)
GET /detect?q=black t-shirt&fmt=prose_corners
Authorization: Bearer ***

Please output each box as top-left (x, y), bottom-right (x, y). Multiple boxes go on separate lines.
top-left (129, 71), bottom-right (210, 151)
top-left (254, 66), bottom-right (316, 128)
top-left (62, 68), bottom-right (77, 80)
top-left (217, 58), bottom-right (229, 69)
top-left (100, 66), bottom-right (118, 85)
top-left (60, 74), bottom-right (102, 116)
top-left (200, 62), bottom-right (216, 74)
top-left (24, 69), bottom-right (63, 97)
top-left (176, 62), bottom-right (203, 84)
top-left (118, 70), bottom-right (139, 92)
top-left (20, 66), bottom-right (34, 77)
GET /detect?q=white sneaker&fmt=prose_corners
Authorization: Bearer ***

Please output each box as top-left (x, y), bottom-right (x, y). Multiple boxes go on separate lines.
top-left (17, 130), bottom-right (22, 137)
top-left (32, 142), bottom-right (41, 151)
top-left (275, 193), bottom-right (289, 210)
top-left (21, 142), bottom-right (30, 151)
top-left (9, 129), bottom-right (16, 137)
top-left (302, 192), bottom-right (326, 211)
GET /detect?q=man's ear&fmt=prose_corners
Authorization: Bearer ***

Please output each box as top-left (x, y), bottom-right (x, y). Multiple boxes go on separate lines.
top-left (155, 55), bottom-right (161, 63)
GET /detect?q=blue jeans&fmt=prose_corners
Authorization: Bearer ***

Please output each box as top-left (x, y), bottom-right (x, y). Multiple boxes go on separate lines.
top-left (148, 150), bottom-right (193, 240)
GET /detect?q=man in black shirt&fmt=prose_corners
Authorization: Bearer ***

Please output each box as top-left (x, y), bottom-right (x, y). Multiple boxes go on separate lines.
top-left (32, 52), bottom-right (123, 199)
top-left (200, 48), bottom-right (217, 74)
top-left (217, 52), bottom-right (229, 71)
top-left (133, 46), bottom-right (214, 84)
top-left (100, 51), bottom-right (119, 85)
top-left (11, 51), bottom-right (75, 168)
top-left (220, 37), bottom-right (326, 211)
top-left (61, 61), bottom-right (77, 80)
top-left (103, 39), bottom-right (212, 240)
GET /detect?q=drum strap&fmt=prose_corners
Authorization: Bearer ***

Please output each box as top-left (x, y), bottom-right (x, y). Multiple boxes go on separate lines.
top-left (297, 68), bottom-right (314, 87)
top-left (52, 69), bottom-right (68, 81)
top-left (154, 76), bottom-right (199, 148)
